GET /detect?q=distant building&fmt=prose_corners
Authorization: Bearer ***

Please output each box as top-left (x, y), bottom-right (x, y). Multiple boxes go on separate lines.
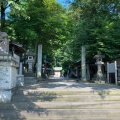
top-left (53, 67), bottom-right (62, 77)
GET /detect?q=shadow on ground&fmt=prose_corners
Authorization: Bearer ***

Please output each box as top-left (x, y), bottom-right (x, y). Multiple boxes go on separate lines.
top-left (0, 85), bottom-right (58, 120)
top-left (38, 77), bottom-right (120, 100)
top-left (0, 77), bottom-right (120, 119)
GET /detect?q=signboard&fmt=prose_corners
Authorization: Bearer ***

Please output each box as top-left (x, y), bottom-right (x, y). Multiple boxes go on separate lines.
top-left (107, 61), bottom-right (117, 85)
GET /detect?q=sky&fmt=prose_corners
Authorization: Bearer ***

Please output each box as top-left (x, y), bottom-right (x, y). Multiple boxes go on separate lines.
top-left (5, 0), bottom-right (74, 16)
top-left (57, 0), bottom-right (74, 8)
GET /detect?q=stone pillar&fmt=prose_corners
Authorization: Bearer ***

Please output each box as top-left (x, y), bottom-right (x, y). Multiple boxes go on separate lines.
top-left (97, 63), bottom-right (103, 81)
top-left (19, 62), bottom-right (22, 75)
top-left (0, 32), bottom-right (19, 103)
top-left (81, 46), bottom-right (86, 81)
top-left (0, 56), bottom-right (19, 102)
top-left (28, 62), bottom-right (33, 72)
top-left (94, 54), bottom-right (105, 83)
top-left (17, 62), bottom-right (24, 87)
top-left (37, 45), bottom-right (42, 78)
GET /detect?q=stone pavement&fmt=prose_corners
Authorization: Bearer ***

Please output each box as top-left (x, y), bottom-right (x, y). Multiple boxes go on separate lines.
top-left (0, 77), bottom-right (120, 120)
top-left (36, 76), bottom-right (120, 91)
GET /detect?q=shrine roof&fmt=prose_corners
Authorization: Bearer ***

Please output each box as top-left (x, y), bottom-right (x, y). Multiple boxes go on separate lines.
top-left (9, 40), bottom-right (26, 53)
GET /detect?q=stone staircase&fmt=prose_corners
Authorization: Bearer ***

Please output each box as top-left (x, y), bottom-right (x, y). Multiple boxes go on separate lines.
top-left (0, 79), bottom-right (120, 120)
top-left (24, 73), bottom-right (36, 77)
top-left (24, 77), bottom-right (37, 84)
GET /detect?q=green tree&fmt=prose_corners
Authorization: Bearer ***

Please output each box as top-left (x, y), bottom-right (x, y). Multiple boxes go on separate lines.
top-left (70, 0), bottom-right (120, 61)
top-left (0, 0), bottom-right (28, 31)
top-left (9, 0), bottom-right (71, 66)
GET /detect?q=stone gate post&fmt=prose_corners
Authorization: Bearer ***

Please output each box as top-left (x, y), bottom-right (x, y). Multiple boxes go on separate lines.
top-left (0, 32), bottom-right (19, 103)
top-left (37, 45), bottom-right (42, 78)
top-left (81, 46), bottom-right (86, 81)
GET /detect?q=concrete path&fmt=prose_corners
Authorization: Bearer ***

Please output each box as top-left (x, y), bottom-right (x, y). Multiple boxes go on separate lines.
top-left (30, 77), bottom-right (120, 91)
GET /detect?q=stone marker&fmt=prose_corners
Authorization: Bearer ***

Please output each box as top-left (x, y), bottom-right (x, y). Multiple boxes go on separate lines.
top-left (37, 45), bottom-right (42, 78)
top-left (81, 46), bottom-right (86, 81)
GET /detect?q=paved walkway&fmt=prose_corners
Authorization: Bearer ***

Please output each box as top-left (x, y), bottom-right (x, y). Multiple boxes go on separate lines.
top-left (25, 77), bottom-right (120, 92)
top-left (1, 76), bottom-right (120, 120)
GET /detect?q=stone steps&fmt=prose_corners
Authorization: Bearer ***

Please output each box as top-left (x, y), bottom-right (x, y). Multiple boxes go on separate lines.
top-left (12, 94), bottom-right (120, 102)
top-left (1, 118), bottom-right (120, 120)
top-left (24, 77), bottom-right (37, 84)
top-left (17, 89), bottom-right (120, 96)
top-left (24, 73), bottom-right (36, 77)
top-left (0, 109), bottom-right (120, 119)
top-left (1, 79), bottom-right (120, 120)
top-left (1, 101), bottom-right (120, 110)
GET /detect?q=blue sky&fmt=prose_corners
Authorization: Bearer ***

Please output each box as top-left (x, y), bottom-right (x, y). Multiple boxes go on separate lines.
top-left (57, 0), bottom-right (73, 8)
top-left (5, 0), bottom-right (73, 15)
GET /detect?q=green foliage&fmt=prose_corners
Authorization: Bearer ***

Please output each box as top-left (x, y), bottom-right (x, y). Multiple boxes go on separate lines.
top-left (4, 0), bottom-right (120, 70)
top-left (69, 0), bottom-right (120, 61)
top-left (8, 0), bottom-right (71, 67)
top-left (0, 0), bottom-right (28, 31)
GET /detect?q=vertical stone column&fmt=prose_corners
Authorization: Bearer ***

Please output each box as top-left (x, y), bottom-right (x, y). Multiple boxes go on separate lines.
top-left (28, 62), bottom-right (33, 72)
top-left (19, 62), bottom-right (23, 75)
top-left (0, 32), bottom-right (19, 102)
top-left (37, 45), bottom-right (42, 78)
top-left (17, 62), bottom-right (24, 87)
top-left (81, 46), bottom-right (86, 81)
top-left (0, 57), bottom-right (19, 102)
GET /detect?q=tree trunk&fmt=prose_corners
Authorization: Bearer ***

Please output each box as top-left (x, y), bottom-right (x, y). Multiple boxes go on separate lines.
top-left (1, 3), bottom-right (6, 31)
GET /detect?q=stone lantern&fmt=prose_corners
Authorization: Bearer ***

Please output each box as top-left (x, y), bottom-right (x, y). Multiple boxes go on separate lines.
top-left (94, 54), bottom-right (105, 83)
top-left (26, 50), bottom-right (36, 73)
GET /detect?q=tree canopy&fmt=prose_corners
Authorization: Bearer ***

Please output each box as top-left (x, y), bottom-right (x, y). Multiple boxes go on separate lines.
top-left (0, 0), bottom-right (28, 31)
top-left (68, 0), bottom-right (120, 62)
top-left (1, 0), bottom-right (120, 70)
top-left (7, 0), bottom-right (71, 67)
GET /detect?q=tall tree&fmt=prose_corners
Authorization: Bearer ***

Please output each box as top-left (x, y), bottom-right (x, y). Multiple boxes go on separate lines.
top-left (9, 0), bottom-right (70, 66)
top-left (69, 0), bottom-right (120, 61)
top-left (0, 0), bottom-right (28, 31)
